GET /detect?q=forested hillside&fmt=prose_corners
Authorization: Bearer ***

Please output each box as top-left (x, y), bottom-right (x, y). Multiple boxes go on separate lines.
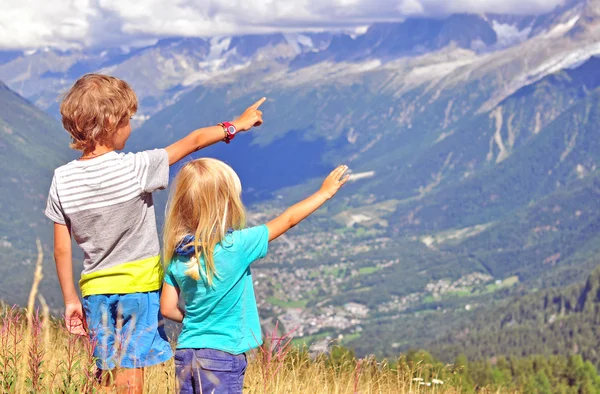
top-left (432, 263), bottom-right (600, 368)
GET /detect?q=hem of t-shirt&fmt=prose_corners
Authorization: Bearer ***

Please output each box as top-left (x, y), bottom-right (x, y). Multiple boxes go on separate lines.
top-left (82, 283), bottom-right (162, 297)
top-left (79, 254), bottom-right (164, 297)
top-left (175, 338), bottom-right (263, 355)
top-left (44, 210), bottom-right (66, 225)
top-left (163, 279), bottom-right (177, 289)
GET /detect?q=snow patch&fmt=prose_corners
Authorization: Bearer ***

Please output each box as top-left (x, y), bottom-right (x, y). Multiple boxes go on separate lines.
top-left (524, 42), bottom-right (600, 85)
top-left (349, 59), bottom-right (382, 73)
top-left (350, 25), bottom-right (369, 39)
top-left (406, 58), bottom-right (475, 83)
top-left (492, 21), bottom-right (532, 48)
top-left (181, 62), bottom-right (251, 86)
top-left (544, 15), bottom-right (580, 38)
top-left (207, 37), bottom-right (232, 61)
top-left (284, 34), bottom-right (314, 54)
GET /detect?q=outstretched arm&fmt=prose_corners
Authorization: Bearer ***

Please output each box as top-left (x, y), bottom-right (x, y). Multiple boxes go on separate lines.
top-left (160, 283), bottom-right (185, 323)
top-left (165, 98), bottom-right (266, 165)
top-left (266, 165), bottom-right (349, 242)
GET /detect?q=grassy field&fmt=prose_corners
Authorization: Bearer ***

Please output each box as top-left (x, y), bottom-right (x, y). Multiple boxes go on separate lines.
top-left (0, 242), bottom-right (506, 393)
top-left (0, 306), bottom-right (494, 394)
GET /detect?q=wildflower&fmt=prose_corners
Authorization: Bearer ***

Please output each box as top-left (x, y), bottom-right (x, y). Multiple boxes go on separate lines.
top-left (412, 377), bottom-right (424, 382)
top-left (432, 378), bottom-right (444, 385)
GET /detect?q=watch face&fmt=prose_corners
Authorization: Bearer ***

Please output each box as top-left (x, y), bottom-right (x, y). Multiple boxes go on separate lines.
top-left (227, 125), bottom-right (237, 135)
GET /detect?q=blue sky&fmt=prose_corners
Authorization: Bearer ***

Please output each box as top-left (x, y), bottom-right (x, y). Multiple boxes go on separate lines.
top-left (0, 0), bottom-right (566, 50)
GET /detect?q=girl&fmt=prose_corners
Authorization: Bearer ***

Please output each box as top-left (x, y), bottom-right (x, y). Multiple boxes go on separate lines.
top-left (160, 158), bottom-right (349, 394)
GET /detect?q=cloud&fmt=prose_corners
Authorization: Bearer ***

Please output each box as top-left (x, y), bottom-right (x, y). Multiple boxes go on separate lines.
top-left (0, 0), bottom-right (567, 50)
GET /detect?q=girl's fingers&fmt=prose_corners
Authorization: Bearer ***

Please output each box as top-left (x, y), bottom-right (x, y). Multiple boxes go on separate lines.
top-left (340, 174), bottom-right (350, 185)
top-left (334, 165), bottom-right (348, 181)
top-left (328, 168), bottom-right (342, 181)
top-left (326, 165), bottom-right (348, 185)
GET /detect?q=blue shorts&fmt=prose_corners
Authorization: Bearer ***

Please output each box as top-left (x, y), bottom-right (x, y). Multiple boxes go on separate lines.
top-left (175, 348), bottom-right (247, 394)
top-left (83, 291), bottom-right (173, 370)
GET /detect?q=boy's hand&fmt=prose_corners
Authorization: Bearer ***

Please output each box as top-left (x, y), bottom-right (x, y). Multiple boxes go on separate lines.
top-left (233, 97), bottom-right (266, 132)
top-left (319, 165), bottom-right (350, 200)
top-left (64, 301), bottom-right (87, 336)
top-left (166, 96), bottom-right (267, 165)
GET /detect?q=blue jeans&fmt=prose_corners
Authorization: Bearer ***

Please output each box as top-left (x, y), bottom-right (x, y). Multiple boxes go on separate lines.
top-left (174, 348), bottom-right (247, 394)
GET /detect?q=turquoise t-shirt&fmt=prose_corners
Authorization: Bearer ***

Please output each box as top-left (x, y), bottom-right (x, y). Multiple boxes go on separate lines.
top-left (164, 225), bottom-right (269, 354)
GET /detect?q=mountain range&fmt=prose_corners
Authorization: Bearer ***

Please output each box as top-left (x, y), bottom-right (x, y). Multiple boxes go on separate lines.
top-left (1, 0), bottom-right (600, 363)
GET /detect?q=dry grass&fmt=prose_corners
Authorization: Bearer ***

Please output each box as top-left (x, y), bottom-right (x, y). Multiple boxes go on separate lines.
top-left (0, 241), bottom-right (508, 393)
top-left (2, 308), bottom-right (489, 394)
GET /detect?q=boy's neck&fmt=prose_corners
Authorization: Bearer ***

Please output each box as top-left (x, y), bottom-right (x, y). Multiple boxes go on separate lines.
top-left (80, 144), bottom-right (115, 160)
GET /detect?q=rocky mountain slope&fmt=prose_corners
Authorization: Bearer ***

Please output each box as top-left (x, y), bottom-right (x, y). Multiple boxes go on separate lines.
top-left (0, 81), bottom-right (73, 306)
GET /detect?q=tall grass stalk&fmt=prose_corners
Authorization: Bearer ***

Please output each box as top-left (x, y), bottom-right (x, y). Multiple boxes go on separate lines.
top-left (0, 242), bottom-right (509, 393)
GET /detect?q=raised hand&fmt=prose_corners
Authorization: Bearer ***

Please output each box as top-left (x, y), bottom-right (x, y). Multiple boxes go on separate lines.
top-left (64, 301), bottom-right (87, 336)
top-left (266, 164), bottom-right (350, 242)
top-left (319, 165), bottom-right (350, 200)
top-left (234, 97), bottom-right (266, 131)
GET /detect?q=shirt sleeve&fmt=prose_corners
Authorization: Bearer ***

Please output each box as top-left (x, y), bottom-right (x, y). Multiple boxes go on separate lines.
top-left (132, 149), bottom-right (169, 193)
top-left (164, 264), bottom-right (179, 289)
top-left (44, 175), bottom-right (66, 225)
top-left (240, 225), bottom-right (269, 266)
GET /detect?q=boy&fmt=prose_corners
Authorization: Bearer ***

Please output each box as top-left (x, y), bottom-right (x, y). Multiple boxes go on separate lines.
top-left (45, 73), bottom-right (265, 393)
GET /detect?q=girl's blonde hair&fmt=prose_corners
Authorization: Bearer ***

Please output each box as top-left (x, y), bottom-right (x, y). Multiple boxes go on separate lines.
top-left (163, 158), bottom-right (246, 286)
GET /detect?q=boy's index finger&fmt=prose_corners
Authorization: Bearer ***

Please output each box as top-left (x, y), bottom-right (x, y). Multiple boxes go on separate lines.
top-left (251, 97), bottom-right (267, 110)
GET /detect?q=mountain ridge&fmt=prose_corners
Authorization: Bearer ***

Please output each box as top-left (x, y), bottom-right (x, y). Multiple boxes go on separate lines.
top-left (0, 79), bottom-right (73, 307)
top-left (0, 0), bottom-right (587, 121)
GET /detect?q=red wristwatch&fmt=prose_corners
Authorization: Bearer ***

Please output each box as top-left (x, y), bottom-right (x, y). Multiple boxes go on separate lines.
top-left (220, 122), bottom-right (237, 144)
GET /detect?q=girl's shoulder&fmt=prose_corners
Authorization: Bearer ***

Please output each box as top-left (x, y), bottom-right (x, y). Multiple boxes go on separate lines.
top-left (225, 225), bottom-right (268, 246)
top-left (227, 225), bottom-right (269, 262)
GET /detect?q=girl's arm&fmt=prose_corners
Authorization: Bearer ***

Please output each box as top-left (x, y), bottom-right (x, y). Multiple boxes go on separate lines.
top-left (266, 165), bottom-right (349, 242)
top-left (164, 98), bottom-right (266, 165)
top-left (160, 283), bottom-right (185, 323)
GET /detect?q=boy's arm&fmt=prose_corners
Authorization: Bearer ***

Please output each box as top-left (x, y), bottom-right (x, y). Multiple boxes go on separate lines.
top-left (165, 97), bottom-right (266, 166)
top-left (266, 165), bottom-right (349, 242)
top-left (53, 223), bottom-right (86, 336)
top-left (160, 283), bottom-right (185, 323)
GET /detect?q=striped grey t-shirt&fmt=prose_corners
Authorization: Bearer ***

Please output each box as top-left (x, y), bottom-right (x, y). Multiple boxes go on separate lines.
top-left (45, 149), bottom-right (169, 296)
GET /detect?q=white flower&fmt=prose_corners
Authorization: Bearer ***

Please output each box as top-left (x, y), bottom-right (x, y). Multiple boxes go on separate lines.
top-left (432, 379), bottom-right (444, 385)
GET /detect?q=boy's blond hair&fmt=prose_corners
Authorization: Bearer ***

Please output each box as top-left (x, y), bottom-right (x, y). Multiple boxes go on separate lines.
top-left (60, 74), bottom-right (137, 152)
top-left (163, 158), bottom-right (247, 286)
